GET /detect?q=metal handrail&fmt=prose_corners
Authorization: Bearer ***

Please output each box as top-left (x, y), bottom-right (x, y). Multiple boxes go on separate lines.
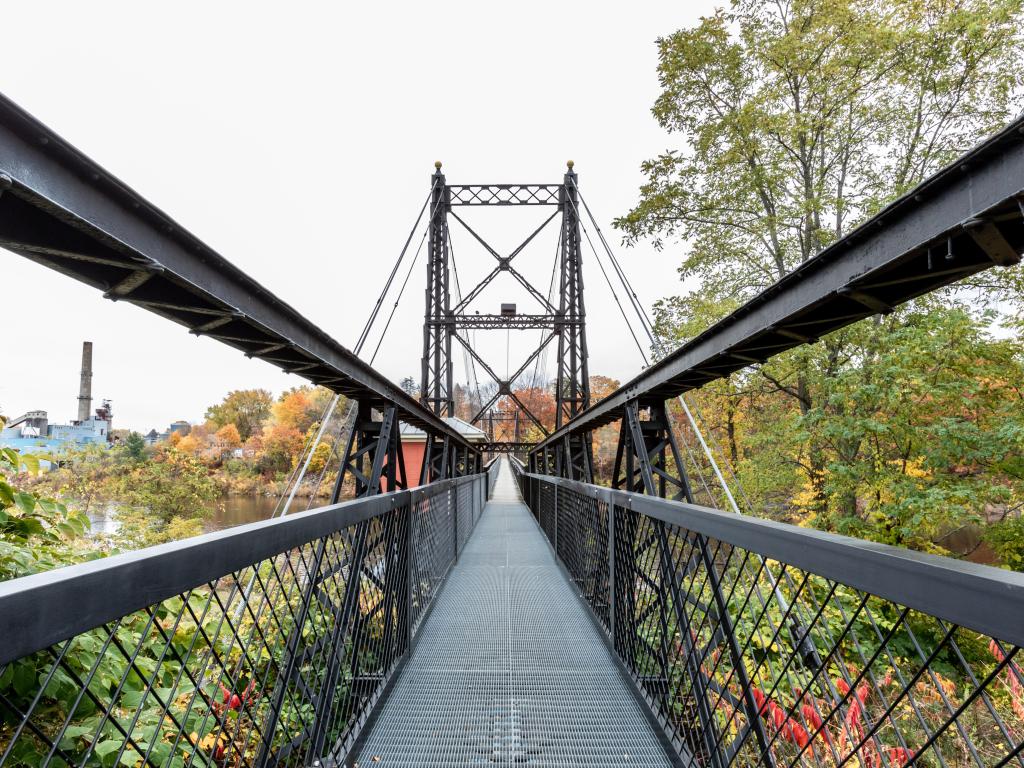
top-left (0, 474), bottom-right (483, 666)
top-left (0, 473), bottom-right (488, 767)
top-left (514, 465), bottom-right (1024, 767)
top-left (516, 470), bottom-right (1024, 647)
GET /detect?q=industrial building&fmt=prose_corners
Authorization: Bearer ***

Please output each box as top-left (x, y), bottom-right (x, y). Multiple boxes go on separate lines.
top-left (0, 341), bottom-right (113, 454)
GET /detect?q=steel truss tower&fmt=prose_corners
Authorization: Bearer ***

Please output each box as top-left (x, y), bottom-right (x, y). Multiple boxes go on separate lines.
top-left (420, 163), bottom-right (592, 481)
top-left (555, 164), bottom-right (591, 480)
top-left (421, 163), bottom-right (454, 418)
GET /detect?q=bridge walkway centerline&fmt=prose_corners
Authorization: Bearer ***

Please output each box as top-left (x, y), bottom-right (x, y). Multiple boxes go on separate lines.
top-left (350, 458), bottom-right (675, 766)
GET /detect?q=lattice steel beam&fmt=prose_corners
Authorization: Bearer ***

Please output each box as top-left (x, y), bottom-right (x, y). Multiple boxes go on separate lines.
top-left (446, 183), bottom-right (562, 205)
top-left (553, 164), bottom-right (593, 482)
top-left (451, 313), bottom-right (565, 330)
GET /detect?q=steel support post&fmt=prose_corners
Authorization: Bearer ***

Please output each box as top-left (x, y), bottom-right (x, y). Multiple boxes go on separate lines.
top-left (553, 483), bottom-right (559, 556)
top-left (405, 496), bottom-right (416, 648)
top-left (306, 396), bottom-right (410, 757)
top-left (332, 402), bottom-right (402, 499)
top-left (419, 434), bottom-right (451, 485)
top-left (614, 395), bottom-right (772, 764)
top-left (655, 520), bottom-right (725, 766)
top-left (257, 536), bottom-right (331, 766)
top-left (615, 399), bottom-right (694, 502)
top-left (697, 534), bottom-right (776, 765)
top-left (605, 489), bottom-right (617, 648)
top-left (451, 484), bottom-right (459, 560)
top-left (308, 522), bottom-right (369, 757)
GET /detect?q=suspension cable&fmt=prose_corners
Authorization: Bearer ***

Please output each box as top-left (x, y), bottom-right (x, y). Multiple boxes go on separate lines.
top-left (569, 187), bottom-right (808, 633)
top-left (572, 188), bottom-right (746, 515)
top-left (583, 191), bottom-right (751, 510)
top-left (275, 187), bottom-right (442, 518)
top-left (355, 192), bottom-right (432, 353)
top-left (449, 228), bottom-right (484, 415)
top-left (529, 229), bottom-right (561, 394)
top-left (575, 217), bottom-right (649, 366)
top-left (574, 211), bottom-right (739, 507)
top-left (369, 227), bottom-right (429, 364)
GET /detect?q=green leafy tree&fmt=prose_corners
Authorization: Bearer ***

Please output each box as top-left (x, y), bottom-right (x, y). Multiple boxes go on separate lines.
top-left (617, 0), bottom-right (1024, 564)
top-left (619, 0), bottom-right (1021, 293)
top-left (43, 442), bottom-right (120, 516)
top-left (794, 307), bottom-right (1024, 548)
top-left (113, 447), bottom-right (219, 523)
top-left (0, 425), bottom-right (91, 580)
top-left (205, 389), bottom-right (272, 441)
top-left (121, 430), bottom-right (147, 461)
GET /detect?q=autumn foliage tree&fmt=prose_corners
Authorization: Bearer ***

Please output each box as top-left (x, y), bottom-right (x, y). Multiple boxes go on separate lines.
top-left (214, 423), bottom-right (242, 450)
top-left (205, 389), bottom-right (272, 441)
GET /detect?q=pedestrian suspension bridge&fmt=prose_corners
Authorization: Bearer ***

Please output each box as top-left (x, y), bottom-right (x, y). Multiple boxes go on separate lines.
top-left (1, 92), bottom-right (1023, 767)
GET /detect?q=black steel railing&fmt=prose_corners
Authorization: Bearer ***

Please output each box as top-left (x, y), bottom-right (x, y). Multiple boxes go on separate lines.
top-left (514, 466), bottom-right (1024, 768)
top-left (0, 473), bottom-right (487, 768)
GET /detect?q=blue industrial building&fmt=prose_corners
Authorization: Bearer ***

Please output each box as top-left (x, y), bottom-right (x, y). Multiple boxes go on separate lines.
top-left (0, 342), bottom-right (113, 456)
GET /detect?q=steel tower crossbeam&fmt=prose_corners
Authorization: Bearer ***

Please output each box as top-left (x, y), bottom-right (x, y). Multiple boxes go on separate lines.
top-left (446, 183), bottom-right (562, 205)
top-left (448, 210), bottom-right (559, 312)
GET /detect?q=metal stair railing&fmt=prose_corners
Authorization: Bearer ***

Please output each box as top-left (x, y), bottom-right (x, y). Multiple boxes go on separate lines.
top-left (512, 464), bottom-right (1024, 768)
top-left (0, 473), bottom-right (487, 768)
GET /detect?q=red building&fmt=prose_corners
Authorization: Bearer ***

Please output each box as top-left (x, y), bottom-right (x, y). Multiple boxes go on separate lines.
top-left (400, 417), bottom-right (487, 486)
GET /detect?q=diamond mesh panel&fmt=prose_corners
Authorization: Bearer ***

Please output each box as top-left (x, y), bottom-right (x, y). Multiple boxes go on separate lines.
top-left (351, 460), bottom-right (674, 766)
top-left (517, 468), bottom-right (1024, 768)
top-left (0, 476), bottom-right (488, 768)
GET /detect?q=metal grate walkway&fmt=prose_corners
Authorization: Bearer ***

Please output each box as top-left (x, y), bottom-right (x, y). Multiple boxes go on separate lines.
top-left (351, 459), bottom-right (674, 766)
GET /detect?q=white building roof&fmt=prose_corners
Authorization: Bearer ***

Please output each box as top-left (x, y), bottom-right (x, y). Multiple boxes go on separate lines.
top-left (400, 416), bottom-right (487, 443)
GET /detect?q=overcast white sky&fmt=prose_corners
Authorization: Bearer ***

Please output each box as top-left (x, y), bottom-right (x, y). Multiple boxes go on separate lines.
top-left (1, 2), bottom-right (717, 432)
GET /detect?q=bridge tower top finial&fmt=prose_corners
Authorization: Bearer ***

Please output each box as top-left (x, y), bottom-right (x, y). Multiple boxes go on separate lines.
top-left (434, 161), bottom-right (443, 170)
top-left (566, 160), bottom-right (574, 169)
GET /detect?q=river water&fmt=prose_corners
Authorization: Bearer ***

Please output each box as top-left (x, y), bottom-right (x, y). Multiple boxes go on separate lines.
top-left (88, 495), bottom-right (305, 535)
top-left (86, 496), bottom-right (1002, 566)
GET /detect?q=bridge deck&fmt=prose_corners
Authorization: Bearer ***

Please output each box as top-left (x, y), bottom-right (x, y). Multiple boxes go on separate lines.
top-left (352, 459), bottom-right (674, 766)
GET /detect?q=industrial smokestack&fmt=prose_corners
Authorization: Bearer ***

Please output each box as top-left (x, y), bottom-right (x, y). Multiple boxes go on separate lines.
top-left (77, 341), bottom-right (93, 423)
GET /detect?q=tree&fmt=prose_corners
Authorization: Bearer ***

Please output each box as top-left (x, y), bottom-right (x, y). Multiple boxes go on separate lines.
top-left (114, 447), bottom-right (218, 523)
top-left (45, 442), bottom-right (119, 516)
top-left (271, 386), bottom-right (333, 435)
top-left (589, 375), bottom-right (620, 403)
top-left (214, 423), bottom-right (242, 449)
top-left (496, 386), bottom-right (556, 442)
top-left (590, 376), bottom-right (621, 480)
top-left (616, 0), bottom-right (1024, 563)
top-left (305, 438), bottom-right (335, 477)
top-left (0, 436), bottom-right (90, 580)
top-left (176, 433), bottom-right (202, 454)
top-left (792, 308), bottom-right (1024, 548)
top-left (400, 376), bottom-right (418, 397)
top-left (205, 389), bottom-right (272, 441)
top-left (619, 0), bottom-right (1021, 299)
top-left (257, 423), bottom-right (305, 475)
top-left (121, 431), bottom-right (147, 462)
